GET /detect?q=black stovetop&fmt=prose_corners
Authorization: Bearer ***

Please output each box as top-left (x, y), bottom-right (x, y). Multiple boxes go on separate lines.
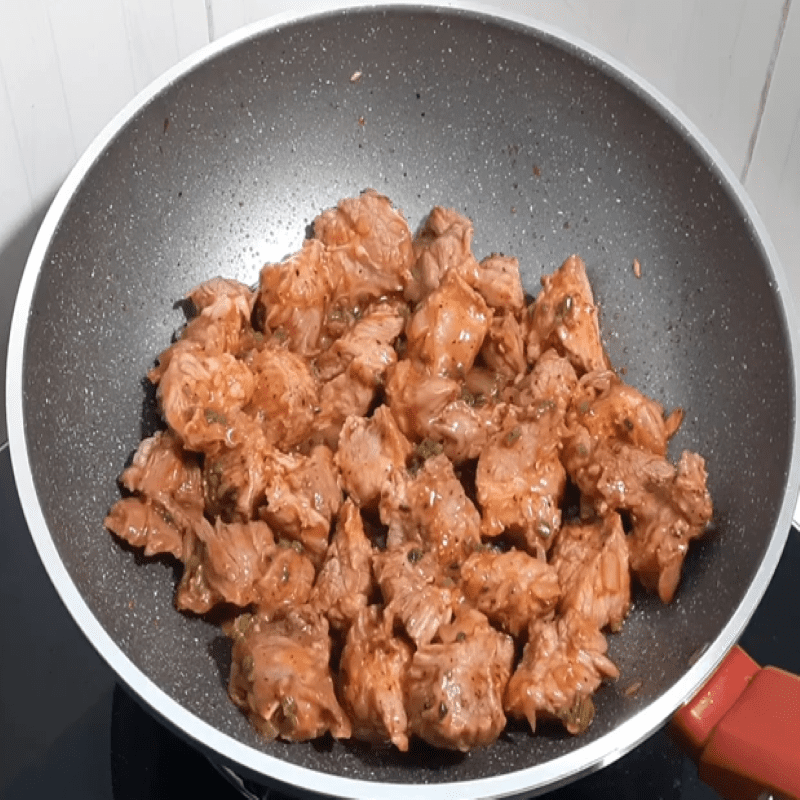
top-left (1, 442), bottom-right (798, 800)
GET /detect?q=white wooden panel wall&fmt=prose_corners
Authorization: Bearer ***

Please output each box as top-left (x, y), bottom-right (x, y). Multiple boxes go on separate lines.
top-left (1, 0), bottom-right (799, 444)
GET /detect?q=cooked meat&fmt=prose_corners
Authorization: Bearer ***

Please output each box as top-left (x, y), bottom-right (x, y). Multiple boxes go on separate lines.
top-left (526, 255), bottom-right (610, 374)
top-left (255, 239), bottom-right (339, 357)
top-left (314, 189), bottom-right (414, 306)
top-left (563, 430), bottom-right (712, 602)
top-left (405, 608), bottom-right (514, 751)
top-left (479, 313), bottom-right (527, 380)
top-left (627, 451), bottom-right (713, 602)
top-left (310, 500), bottom-right (374, 630)
top-left (315, 300), bottom-right (405, 384)
top-left (372, 542), bottom-right (454, 646)
top-left (459, 549), bottom-right (560, 637)
top-left (550, 514), bottom-right (631, 631)
top-left (228, 606), bottom-right (352, 741)
top-left (504, 609), bottom-right (619, 735)
top-left (407, 205), bottom-right (478, 303)
top-left (202, 419), bottom-right (275, 521)
top-left (157, 349), bottom-right (255, 451)
top-left (245, 344), bottom-right (318, 449)
top-left (405, 268), bottom-right (492, 379)
top-left (384, 359), bottom-right (460, 442)
top-left (112, 193), bottom-right (715, 754)
top-left (426, 398), bottom-right (502, 463)
top-left (568, 369), bottom-right (683, 457)
top-left (148, 277), bottom-right (256, 384)
top-left (472, 252), bottom-right (525, 312)
top-left (338, 605), bottom-right (412, 750)
top-left (379, 453), bottom-right (482, 569)
top-left (509, 348), bottom-right (578, 411)
top-left (476, 405), bottom-right (567, 551)
top-left (335, 406), bottom-right (413, 508)
top-left (105, 496), bottom-right (187, 560)
top-left (260, 445), bottom-right (343, 567)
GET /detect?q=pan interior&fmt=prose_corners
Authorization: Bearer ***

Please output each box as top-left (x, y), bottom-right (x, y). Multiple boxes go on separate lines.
top-left (19, 5), bottom-right (795, 788)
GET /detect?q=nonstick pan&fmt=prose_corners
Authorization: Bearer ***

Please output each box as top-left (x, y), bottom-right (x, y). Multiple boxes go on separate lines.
top-left (7, 3), bottom-right (800, 798)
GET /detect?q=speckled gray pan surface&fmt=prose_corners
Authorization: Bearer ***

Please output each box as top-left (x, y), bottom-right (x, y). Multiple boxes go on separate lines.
top-left (11, 4), bottom-right (798, 798)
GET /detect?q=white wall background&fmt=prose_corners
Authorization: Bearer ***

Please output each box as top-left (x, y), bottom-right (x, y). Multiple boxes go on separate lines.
top-left (2, 0), bottom-right (799, 443)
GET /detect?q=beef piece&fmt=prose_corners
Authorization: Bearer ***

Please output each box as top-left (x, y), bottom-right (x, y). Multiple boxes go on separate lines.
top-left (426, 398), bottom-right (503, 463)
top-left (338, 605), bottom-right (412, 750)
top-left (259, 445), bottom-right (343, 568)
top-left (459, 549), bottom-right (560, 637)
top-left (563, 430), bottom-right (712, 602)
top-left (479, 313), bottom-right (527, 380)
top-left (509, 348), bottom-right (578, 412)
top-left (228, 606), bottom-right (351, 741)
top-left (314, 189), bottom-right (414, 306)
top-left (406, 268), bottom-right (492, 379)
top-left (202, 419), bottom-right (275, 522)
top-left (255, 239), bottom-right (340, 357)
top-left (310, 500), bottom-right (374, 630)
top-left (568, 370), bottom-right (683, 457)
top-left (405, 608), bottom-right (514, 751)
top-left (372, 542), bottom-right (454, 646)
top-left (106, 430), bottom-right (204, 559)
top-left (379, 453), bottom-right (482, 569)
top-left (148, 277), bottom-right (256, 384)
top-left (476, 405), bottom-right (567, 552)
top-left (526, 255), bottom-right (610, 374)
top-left (504, 609), bottom-right (619, 735)
top-left (157, 349), bottom-right (255, 451)
top-left (407, 206), bottom-right (478, 303)
top-left (384, 359), bottom-right (460, 442)
top-left (627, 451), bottom-right (713, 602)
top-left (315, 300), bottom-right (406, 384)
top-left (550, 514), bottom-right (631, 631)
top-left (244, 344), bottom-right (318, 449)
top-left (105, 496), bottom-right (186, 560)
top-left (334, 406), bottom-right (413, 508)
top-left (176, 521), bottom-right (315, 615)
top-left (472, 252), bottom-right (525, 313)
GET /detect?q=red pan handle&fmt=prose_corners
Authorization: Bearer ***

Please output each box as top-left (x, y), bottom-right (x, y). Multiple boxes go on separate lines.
top-left (670, 645), bottom-right (800, 800)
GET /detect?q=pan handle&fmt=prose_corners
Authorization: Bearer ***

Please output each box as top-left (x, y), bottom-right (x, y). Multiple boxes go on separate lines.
top-left (670, 646), bottom-right (800, 800)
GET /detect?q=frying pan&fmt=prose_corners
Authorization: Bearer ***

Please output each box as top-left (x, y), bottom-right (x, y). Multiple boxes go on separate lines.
top-left (6, 2), bottom-right (800, 798)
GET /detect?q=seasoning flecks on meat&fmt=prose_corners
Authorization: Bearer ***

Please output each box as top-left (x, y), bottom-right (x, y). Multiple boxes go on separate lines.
top-left (568, 369), bottom-right (682, 457)
top-left (472, 252), bottom-right (525, 313)
top-left (504, 609), bottom-right (619, 735)
top-left (372, 542), bottom-right (454, 647)
top-left (459, 549), bottom-right (560, 638)
top-left (338, 605), bottom-right (412, 750)
top-left (526, 255), bottom-right (610, 375)
top-left (550, 514), bottom-right (631, 631)
top-left (426, 398), bottom-right (502, 463)
top-left (405, 268), bottom-right (492, 379)
top-left (509, 348), bottom-right (578, 412)
top-left (335, 406), bottom-right (413, 508)
top-left (476, 406), bottom-right (567, 551)
top-left (379, 453), bottom-right (482, 570)
top-left (405, 608), bottom-right (514, 751)
top-left (228, 606), bottom-right (352, 741)
top-left (255, 239), bottom-right (339, 357)
top-left (259, 445), bottom-right (343, 568)
top-left (105, 496), bottom-right (187, 560)
top-left (157, 349), bottom-right (255, 452)
top-left (314, 189), bottom-right (414, 306)
top-left (479, 313), bottom-right (527, 380)
top-left (310, 500), bottom-right (374, 631)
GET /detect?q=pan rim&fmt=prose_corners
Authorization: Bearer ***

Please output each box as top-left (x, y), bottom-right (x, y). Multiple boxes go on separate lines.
top-left (7, 1), bottom-right (800, 797)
